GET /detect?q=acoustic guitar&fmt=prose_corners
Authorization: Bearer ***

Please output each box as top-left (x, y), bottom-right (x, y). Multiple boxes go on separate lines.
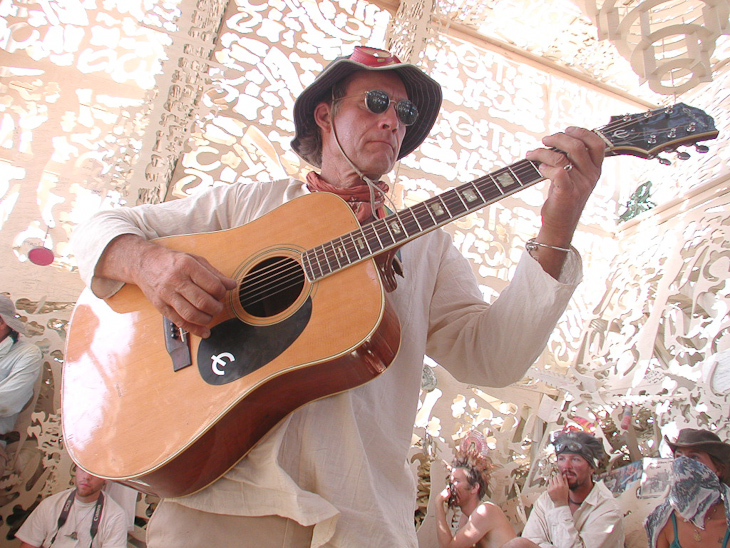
top-left (62, 104), bottom-right (718, 497)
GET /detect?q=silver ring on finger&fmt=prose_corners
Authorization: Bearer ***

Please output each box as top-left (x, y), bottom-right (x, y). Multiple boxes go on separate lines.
top-left (563, 163), bottom-right (574, 172)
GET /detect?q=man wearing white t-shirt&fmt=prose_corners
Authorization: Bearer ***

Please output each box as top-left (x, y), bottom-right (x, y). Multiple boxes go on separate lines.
top-left (16, 468), bottom-right (127, 548)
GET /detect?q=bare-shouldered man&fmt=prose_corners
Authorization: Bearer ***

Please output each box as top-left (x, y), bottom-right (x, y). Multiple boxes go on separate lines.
top-left (436, 448), bottom-right (538, 548)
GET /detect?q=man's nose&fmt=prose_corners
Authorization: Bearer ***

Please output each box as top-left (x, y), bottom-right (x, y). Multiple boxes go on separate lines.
top-left (378, 102), bottom-right (400, 130)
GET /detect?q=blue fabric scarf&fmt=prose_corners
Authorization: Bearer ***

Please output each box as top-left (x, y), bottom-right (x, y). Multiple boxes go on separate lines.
top-left (645, 457), bottom-right (730, 548)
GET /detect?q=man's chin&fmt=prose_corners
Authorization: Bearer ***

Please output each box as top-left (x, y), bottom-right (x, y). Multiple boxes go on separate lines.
top-left (359, 151), bottom-right (397, 177)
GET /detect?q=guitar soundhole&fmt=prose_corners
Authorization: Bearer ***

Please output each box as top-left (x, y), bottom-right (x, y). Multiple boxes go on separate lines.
top-left (239, 256), bottom-right (305, 318)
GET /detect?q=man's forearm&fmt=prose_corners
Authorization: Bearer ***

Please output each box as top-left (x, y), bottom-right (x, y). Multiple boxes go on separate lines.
top-left (94, 233), bottom-right (156, 285)
top-left (436, 505), bottom-right (454, 548)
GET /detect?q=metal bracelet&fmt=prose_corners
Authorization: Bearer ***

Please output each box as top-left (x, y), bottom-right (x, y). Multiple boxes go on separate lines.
top-left (525, 238), bottom-right (571, 254)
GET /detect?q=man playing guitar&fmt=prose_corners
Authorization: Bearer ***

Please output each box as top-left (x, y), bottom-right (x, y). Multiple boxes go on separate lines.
top-left (70, 45), bottom-right (606, 547)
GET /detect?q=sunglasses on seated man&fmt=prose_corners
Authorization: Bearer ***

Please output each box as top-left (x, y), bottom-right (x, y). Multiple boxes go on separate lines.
top-left (334, 89), bottom-right (419, 126)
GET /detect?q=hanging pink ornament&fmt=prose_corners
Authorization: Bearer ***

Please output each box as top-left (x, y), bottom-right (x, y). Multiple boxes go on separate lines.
top-left (28, 226), bottom-right (55, 266)
top-left (28, 246), bottom-right (55, 266)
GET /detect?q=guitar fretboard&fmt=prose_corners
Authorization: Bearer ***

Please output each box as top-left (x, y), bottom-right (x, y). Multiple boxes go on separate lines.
top-left (302, 158), bottom-right (544, 282)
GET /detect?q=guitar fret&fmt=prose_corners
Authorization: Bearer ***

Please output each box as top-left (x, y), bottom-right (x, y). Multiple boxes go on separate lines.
top-left (487, 173), bottom-right (503, 195)
top-left (332, 238), bottom-right (354, 268)
top-left (493, 168), bottom-right (520, 193)
top-left (383, 214), bottom-right (408, 243)
top-left (315, 245), bottom-right (332, 276)
top-left (425, 196), bottom-right (450, 222)
top-left (362, 223), bottom-right (384, 254)
top-left (399, 208), bottom-right (421, 235)
top-left (328, 241), bottom-right (343, 270)
top-left (454, 188), bottom-right (468, 208)
top-left (346, 232), bottom-right (364, 263)
top-left (506, 165), bottom-right (522, 186)
top-left (441, 189), bottom-right (468, 217)
top-left (309, 247), bottom-right (326, 278)
top-left (459, 183), bottom-right (486, 210)
top-left (526, 160), bottom-right (542, 179)
top-left (373, 219), bottom-right (396, 247)
top-left (352, 228), bottom-right (372, 257)
top-left (328, 240), bottom-right (345, 271)
top-left (340, 237), bottom-right (355, 264)
top-left (310, 247), bottom-right (325, 277)
top-left (413, 202), bottom-right (437, 229)
top-left (302, 251), bottom-right (314, 281)
top-left (343, 233), bottom-right (362, 262)
top-left (471, 179), bottom-right (490, 203)
top-left (475, 175), bottom-right (503, 202)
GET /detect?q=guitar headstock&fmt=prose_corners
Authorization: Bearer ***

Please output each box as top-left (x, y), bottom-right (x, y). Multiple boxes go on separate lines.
top-left (600, 103), bottom-right (718, 162)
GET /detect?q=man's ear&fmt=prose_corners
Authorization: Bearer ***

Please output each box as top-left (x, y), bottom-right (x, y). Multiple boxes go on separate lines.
top-left (314, 102), bottom-right (332, 132)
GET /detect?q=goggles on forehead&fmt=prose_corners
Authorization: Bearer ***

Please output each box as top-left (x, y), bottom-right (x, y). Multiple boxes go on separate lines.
top-left (335, 89), bottom-right (419, 126)
top-left (555, 441), bottom-right (586, 455)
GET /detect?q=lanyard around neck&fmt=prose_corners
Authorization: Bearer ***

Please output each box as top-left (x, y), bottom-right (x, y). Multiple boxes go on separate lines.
top-left (49, 489), bottom-right (104, 547)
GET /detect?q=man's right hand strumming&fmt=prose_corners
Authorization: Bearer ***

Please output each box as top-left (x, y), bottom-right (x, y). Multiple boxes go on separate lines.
top-left (95, 234), bottom-right (237, 338)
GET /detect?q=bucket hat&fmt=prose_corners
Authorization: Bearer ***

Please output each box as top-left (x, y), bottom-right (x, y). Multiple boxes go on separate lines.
top-left (665, 428), bottom-right (730, 463)
top-left (291, 46), bottom-right (442, 168)
top-left (0, 295), bottom-right (27, 336)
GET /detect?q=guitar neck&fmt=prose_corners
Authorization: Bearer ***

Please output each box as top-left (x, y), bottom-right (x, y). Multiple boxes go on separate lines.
top-left (301, 99), bottom-right (720, 282)
top-left (302, 156), bottom-right (549, 282)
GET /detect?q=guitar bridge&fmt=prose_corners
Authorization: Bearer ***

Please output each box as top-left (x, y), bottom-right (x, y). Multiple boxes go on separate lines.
top-left (164, 317), bottom-right (192, 371)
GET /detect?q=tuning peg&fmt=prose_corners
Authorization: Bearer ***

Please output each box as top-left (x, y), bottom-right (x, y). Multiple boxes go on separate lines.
top-left (657, 156), bottom-right (671, 165)
top-left (695, 144), bottom-right (709, 153)
top-left (676, 151), bottom-right (690, 160)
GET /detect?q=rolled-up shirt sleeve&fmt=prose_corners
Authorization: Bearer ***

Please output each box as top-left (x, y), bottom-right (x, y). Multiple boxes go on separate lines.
top-left (71, 180), bottom-right (301, 299)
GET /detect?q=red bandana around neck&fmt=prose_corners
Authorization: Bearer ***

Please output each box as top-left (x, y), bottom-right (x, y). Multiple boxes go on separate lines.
top-left (305, 171), bottom-right (390, 224)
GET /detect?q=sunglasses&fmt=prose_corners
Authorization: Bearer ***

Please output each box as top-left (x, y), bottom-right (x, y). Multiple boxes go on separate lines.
top-left (335, 89), bottom-right (419, 126)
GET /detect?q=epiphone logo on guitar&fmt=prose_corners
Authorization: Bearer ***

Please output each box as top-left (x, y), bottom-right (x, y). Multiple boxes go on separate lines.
top-left (211, 352), bottom-right (236, 376)
top-left (196, 298), bottom-right (313, 386)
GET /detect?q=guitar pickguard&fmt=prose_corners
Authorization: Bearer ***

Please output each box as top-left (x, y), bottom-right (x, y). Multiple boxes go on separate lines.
top-left (197, 297), bottom-right (313, 385)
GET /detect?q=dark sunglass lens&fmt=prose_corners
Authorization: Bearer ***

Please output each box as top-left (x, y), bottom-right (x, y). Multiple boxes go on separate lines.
top-left (365, 90), bottom-right (390, 114)
top-left (396, 101), bottom-right (418, 126)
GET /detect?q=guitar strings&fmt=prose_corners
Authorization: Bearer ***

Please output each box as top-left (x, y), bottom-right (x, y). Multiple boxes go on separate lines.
top-left (236, 107), bottom-right (702, 308)
top-left (238, 258), bottom-right (304, 308)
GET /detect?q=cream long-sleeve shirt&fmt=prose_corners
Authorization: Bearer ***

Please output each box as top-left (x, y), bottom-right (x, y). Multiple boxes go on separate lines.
top-left (521, 480), bottom-right (625, 548)
top-left (72, 179), bottom-right (582, 548)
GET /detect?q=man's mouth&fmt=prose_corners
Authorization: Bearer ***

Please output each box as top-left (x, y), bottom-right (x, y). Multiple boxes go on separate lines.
top-left (370, 139), bottom-right (396, 150)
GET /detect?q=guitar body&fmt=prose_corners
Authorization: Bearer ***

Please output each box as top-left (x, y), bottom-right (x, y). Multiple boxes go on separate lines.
top-left (62, 193), bottom-right (401, 498)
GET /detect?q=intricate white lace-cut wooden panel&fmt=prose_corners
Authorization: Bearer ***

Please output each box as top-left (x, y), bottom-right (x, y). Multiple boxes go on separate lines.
top-left (584, 0), bottom-right (730, 94)
top-left (1, 0), bottom-right (729, 545)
